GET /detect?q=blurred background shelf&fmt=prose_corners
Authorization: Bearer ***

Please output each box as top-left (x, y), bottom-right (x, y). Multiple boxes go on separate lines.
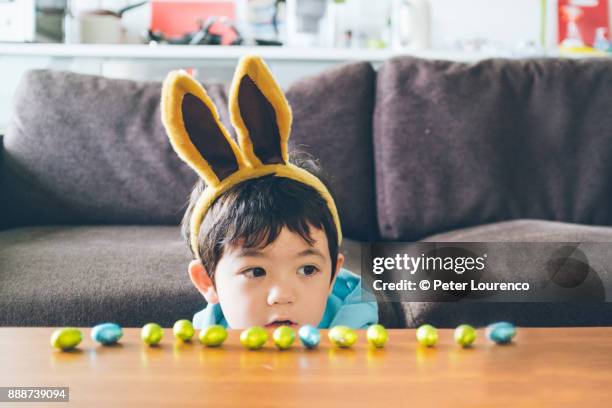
top-left (0, 43), bottom-right (395, 61)
top-left (0, 43), bottom-right (559, 62)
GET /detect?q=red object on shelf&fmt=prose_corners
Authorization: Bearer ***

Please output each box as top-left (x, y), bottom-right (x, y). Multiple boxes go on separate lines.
top-left (558, 0), bottom-right (609, 46)
top-left (151, 1), bottom-right (236, 43)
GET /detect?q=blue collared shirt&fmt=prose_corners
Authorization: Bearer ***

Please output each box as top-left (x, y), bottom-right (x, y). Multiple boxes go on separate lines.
top-left (192, 268), bottom-right (378, 329)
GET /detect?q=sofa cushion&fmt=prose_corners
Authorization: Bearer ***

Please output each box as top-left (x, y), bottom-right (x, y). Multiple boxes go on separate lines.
top-left (2, 70), bottom-right (210, 228)
top-left (0, 226), bottom-right (375, 327)
top-left (401, 219), bottom-right (612, 327)
top-left (423, 218), bottom-right (612, 242)
top-left (2, 64), bottom-right (378, 240)
top-left (0, 226), bottom-right (197, 327)
top-left (374, 57), bottom-right (612, 240)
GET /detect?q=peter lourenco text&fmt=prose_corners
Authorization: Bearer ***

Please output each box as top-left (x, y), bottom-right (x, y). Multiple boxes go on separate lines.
top-left (372, 253), bottom-right (487, 275)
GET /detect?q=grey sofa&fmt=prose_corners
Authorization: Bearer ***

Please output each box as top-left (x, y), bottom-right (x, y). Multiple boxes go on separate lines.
top-left (2, 56), bottom-right (612, 328)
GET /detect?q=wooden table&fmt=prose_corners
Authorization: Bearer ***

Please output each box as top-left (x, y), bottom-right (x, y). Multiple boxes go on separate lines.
top-left (1, 327), bottom-right (611, 407)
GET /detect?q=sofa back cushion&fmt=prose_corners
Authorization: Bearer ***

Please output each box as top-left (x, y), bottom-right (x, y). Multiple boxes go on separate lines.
top-left (287, 62), bottom-right (378, 240)
top-left (2, 63), bottom-right (377, 240)
top-left (2, 70), bottom-right (205, 227)
top-left (374, 56), bottom-right (612, 240)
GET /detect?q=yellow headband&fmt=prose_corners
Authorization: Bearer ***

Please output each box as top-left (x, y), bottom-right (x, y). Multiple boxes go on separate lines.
top-left (161, 55), bottom-right (342, 256)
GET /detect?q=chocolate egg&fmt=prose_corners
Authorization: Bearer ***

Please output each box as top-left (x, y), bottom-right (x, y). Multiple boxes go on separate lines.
top-left (50, 328), bottom-right (82, 351)
top-left (173, 320), bottom-right (195, 341)
top-left (486, 322), bottom-right (516, 344)
top-left (240, 326), bottom-right (268, 350)
top-left (298, 325), bottom-right (320, 349)
top-left (328, 325), bottom-right (357, 348)
top-left (199, 325), bottom-right (228, 347)
top-left (141, 323), bottom-right (163, 346)
top-left (91, 323), bottom-right (123, 345)
top-left (273, 326), bottom-right (295, 350)
top-left (416, 324), bottom-right (438, 347)
top-left (366, 324), bottom-right (388, 348)
top-left (454, 324), bottom-right (477, 347)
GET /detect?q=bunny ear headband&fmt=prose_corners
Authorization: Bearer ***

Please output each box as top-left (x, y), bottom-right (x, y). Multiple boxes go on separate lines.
top-left (161, 55), bottom-right (342, 256)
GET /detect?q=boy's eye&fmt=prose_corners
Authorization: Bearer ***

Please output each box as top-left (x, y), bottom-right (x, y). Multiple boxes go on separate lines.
top-left (297, 265), bottom-right (319, 277)
top-left (243, 267), bottom-right (266, 278)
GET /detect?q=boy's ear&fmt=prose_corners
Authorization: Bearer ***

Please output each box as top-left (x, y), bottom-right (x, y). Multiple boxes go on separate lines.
top-left (229, 55), bottom-right (292, 167)
top-left (188, 259), bottom-right (219, 304)
top-left (162, 70), bottom-right (246, 186)
top-left (329, 253), bottom-right (345, 293)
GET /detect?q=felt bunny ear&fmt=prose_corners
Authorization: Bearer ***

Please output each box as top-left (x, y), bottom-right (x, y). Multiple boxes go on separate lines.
top-left (161, 70), bottom-right (246, 187)
top-left (229, 55), bottom-right (292, 167)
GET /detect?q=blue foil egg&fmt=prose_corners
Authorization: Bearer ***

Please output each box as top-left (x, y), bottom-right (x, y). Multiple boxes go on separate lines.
top-left (486, 322), bottom-right (516, 344)
top-left (91, 323), bottom-right (123, 345)
top-left (298, 325), bottom-right (320, 349)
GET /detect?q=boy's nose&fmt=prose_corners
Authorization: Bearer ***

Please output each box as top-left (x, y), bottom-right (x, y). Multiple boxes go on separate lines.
top-left (267, 284), bottom-right (296, 305)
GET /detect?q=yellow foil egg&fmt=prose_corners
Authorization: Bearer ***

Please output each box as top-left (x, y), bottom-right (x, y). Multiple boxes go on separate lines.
top-left (273, 326), bottom-right (296, 350)
top-left (199, 325), bottom-right (228, 347)
top-left (416, 324), bottom-right (439, 347)
top-left (454, 324), bottom-right (477, 347)
top-left (328, 325), bottom-right (358, 348)
top-left (173, 319), bottom-right (195, 341)
top-left (50, 328), bottom-right (82, 351)
top-left (141, 323), bottom-right (163, 346)
top-left (366, 324), bottom-right (388, 348)
top-left (240, 326), bottom-right (268, 350)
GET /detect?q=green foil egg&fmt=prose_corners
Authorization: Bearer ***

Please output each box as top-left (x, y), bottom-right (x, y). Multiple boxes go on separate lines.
top-left (454, 324), bottom-right (477, 347)
top-left (240, 326), bottom-right (268, 350)
top-left (273, 326), bottom-right (296, 350)
top-left (366, 324), bottom-right (388, 348)
top-left (416, 324), bottom-right (438, 347)
top-left (199, 325), bottom-right (228, 347)
top-left (328, 325), bottom-right (358, 348)
top-left (173, 319), bottom-right (195, 341)
top-left (141, 323), bottom-right (163, 346)
top-left (50, 328), bottom-right (83, 351)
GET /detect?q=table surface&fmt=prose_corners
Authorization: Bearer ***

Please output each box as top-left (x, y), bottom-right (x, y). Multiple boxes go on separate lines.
top-left (1, 327), bottom-right (611, 408)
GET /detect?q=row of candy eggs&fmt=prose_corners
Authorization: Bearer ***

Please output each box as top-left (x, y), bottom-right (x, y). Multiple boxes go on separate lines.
top-left (148, 322), bottom-right (384, 350)
top-left (238, 324), bottom-right (390, 350)
top-left (416, 322), bottom-right (516, 347)
top-left (50, 321), bottom-right (515, 351)
top-left (50, 321), bottom-right (196, 350)
top-left (50, 322), bottom-right (381, 351)
top-left (239, 325), bottom-right (390, 350)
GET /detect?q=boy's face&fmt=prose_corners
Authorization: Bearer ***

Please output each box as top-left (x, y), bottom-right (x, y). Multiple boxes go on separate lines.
top-left (189, 225), bottom-right (344, 329)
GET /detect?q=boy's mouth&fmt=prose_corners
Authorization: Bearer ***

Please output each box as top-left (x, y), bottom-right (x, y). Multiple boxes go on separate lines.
top-left (265, 319), bottom-right (298, 328)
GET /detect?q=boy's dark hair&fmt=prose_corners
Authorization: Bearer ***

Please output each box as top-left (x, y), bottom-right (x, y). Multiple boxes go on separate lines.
top-left (181, 151), bottom-right (339, 283)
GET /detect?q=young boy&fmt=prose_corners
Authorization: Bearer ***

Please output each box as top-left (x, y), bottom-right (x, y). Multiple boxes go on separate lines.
top-left (161, 54), bottom-right (378, 330)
